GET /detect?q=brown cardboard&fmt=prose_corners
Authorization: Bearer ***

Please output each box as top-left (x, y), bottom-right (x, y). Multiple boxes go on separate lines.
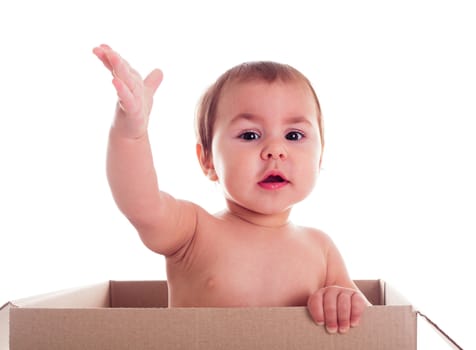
top-left (0, 280), bottom-right (458, 350)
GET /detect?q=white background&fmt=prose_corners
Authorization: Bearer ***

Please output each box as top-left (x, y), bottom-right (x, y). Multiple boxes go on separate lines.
top-left (1, 1), bottom-right (474, 348)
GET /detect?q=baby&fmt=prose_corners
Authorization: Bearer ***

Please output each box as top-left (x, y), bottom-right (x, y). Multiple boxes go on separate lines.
top-left (93, 44), bottom-right (369, 334)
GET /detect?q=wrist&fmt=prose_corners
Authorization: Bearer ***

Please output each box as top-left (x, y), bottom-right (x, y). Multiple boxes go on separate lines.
top-left (109, 124), bottom-right (149, 144)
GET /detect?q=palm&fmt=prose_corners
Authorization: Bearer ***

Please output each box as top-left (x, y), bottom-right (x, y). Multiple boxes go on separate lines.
top-left (93, 44), bottom-right (163, 138)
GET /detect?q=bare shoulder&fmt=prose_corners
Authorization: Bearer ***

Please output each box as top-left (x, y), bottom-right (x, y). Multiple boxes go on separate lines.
top-left (288, 225), bottom-right (358, 290)
top-left (294, 224), bottom-right (334, 250)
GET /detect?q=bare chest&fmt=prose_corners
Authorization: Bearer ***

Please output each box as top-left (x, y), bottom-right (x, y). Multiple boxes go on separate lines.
top-left (168, 227), bottom-right (326, 307)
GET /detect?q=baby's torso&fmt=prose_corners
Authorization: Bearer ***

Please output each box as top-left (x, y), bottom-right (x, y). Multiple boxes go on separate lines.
top-left (166, 212), bottom-right (329, 307)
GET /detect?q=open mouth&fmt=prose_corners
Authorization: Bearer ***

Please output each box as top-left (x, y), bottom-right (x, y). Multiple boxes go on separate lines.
top-left (262, 175), bottom-right (286, 183)
top-left (258, 172), bottom-right (289, 190)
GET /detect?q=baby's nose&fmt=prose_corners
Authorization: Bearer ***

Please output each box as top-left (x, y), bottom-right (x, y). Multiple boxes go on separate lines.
top-left (260, 142), bottom-right (287, 160)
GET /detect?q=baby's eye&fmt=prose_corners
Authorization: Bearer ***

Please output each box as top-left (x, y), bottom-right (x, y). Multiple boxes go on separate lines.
top-left (239, 131), bottom-right (260, 141)
top-left (285, 131), bottom-right (304, 141)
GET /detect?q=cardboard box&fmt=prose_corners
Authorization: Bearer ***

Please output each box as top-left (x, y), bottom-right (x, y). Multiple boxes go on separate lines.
top-left (0, 280), bottom-right (460, 349)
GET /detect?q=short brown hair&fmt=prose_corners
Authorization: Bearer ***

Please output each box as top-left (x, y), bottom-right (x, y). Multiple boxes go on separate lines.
top-left (195, 61), bottom-right (324, 164)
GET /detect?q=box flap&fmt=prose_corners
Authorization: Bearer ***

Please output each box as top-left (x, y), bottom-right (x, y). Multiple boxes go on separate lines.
top-left (417, 312), bottom-right (463, 350)
top-left (380, 281), bottom-right (463, 348)
top-left (0, 302), bottom-right (13, 350)
top-left (9, 282), bottom-right (111, 308)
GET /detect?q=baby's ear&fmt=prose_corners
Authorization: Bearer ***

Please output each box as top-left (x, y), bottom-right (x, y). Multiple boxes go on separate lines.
top-left (196, 143), bottom-right (218, 181)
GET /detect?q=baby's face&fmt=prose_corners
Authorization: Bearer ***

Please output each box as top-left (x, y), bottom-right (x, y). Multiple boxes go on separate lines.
top-left (209, 79), bottom-right (322, 216)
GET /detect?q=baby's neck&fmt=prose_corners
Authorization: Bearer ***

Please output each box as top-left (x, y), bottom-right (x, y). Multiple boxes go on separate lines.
top-left (218, 204), bottom-right (292, 229)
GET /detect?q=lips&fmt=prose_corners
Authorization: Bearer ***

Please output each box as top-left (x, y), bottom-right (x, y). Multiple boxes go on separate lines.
top-left (258, 171), bottom-right (289, 190)
top-left (262, 175), bottom-right (285, 183)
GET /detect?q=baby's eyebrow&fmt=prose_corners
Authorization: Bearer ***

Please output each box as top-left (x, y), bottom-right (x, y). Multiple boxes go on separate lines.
top-left (229, 113), bottom-right (259, 124)
top-left (230, 113), bottom-right (312, 126)
top-left (284, 115), bottom-right (313, 126)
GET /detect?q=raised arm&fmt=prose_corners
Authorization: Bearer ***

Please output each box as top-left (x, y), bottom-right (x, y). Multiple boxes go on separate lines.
top-left (93, 44), bottom-right (197, 256)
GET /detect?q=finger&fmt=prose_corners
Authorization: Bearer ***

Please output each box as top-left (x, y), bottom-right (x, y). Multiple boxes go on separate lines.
top-left (99, 43), bottom-right (112, 50)
top-left (144, 69), bottom-right (164, 97)
top-left (323, 288), bottom-right (339, 334)
top-left (337, 292), bottom-right (352, 333)
top-left (112, 77), bottom-right (138, 115)
top-left (307, 290), bottom-right (325, 326)
top-left (350, 292), bottom-right (368, 327)
top-left (104, 50), bottom-right (142, 96)
top-left (92, 46), bottom-right (113, 72)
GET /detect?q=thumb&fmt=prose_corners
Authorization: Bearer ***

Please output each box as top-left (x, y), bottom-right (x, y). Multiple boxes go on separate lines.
top-left (144, 69), bottom-right (164, 96)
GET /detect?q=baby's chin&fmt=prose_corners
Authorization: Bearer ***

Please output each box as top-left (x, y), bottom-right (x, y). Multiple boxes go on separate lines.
top-left (248, 196), bottom-right (310, 215)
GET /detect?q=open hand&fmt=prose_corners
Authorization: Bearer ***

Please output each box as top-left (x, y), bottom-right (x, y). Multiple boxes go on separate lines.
top-left (307, 285), bottom-right (368, 334)
top-left (93, 44), bottom-right (163, 139)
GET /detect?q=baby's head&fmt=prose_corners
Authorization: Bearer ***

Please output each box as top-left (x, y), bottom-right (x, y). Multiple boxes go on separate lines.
top-left (195, 61), bottom-right (324, 167)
